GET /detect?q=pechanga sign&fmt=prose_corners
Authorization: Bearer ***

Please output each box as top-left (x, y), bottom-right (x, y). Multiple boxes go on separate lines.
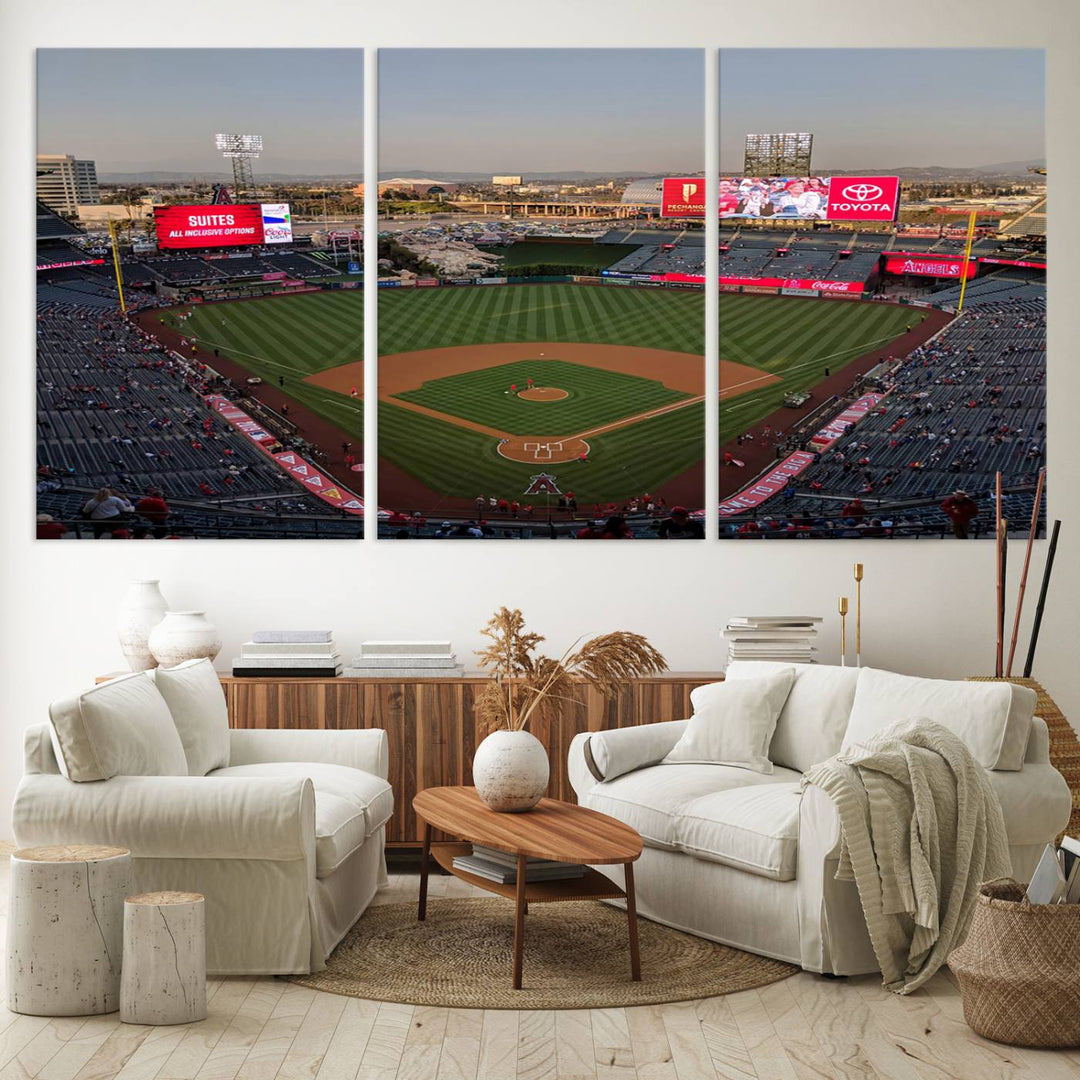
top-left (660, 177), bottom-right (706, 218)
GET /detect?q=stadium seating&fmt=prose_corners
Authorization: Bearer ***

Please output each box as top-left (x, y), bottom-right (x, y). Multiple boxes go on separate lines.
top-left (729, 289), bottom-right (1047, 537)
top-left (35, 299), bottom-right (364, 538)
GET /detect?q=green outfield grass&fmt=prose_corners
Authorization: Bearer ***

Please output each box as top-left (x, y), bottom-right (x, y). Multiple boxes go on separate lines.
top-left (489, 241), bottom-right (640, 271)
top-left (719, 294), bottom-right (926, 437)
top-left (379, 282), bottom-right (704, 355)
top-left (377, 283), bottom-right (705, 504)
top-left (377, 398), bottom-right (704, 507)
top-left (164, 290), bottom-right (365, 442)
top-left (394, 358), bottom-right (690, 435)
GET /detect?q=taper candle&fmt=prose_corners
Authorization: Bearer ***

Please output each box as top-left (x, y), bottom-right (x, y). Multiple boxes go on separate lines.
top-left (853, 563), bottom-right (864, 668)
top-left (838, 596), bottom-right (849, 667)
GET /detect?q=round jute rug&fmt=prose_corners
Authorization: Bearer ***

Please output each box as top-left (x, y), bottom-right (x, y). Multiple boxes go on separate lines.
top-left (287, 898), bottom-right (797, 1009)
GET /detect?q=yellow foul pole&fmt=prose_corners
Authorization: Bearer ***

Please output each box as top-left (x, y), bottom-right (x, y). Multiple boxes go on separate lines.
top-left (107, 219), bottom-right (127, 314)
top-left (955, 210), bottom-right (977, 315)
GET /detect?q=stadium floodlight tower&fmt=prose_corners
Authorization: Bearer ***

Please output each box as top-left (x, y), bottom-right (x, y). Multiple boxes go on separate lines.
top-left (743, 133), bottom-right (813, 176)
top-left (214, 133), bottom-right (262, 200)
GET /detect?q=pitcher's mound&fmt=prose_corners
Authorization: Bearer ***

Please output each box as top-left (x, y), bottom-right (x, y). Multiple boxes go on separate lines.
top-left (518, 387), bottom-right (568, 401)
top-left (497, 436), bottom-right (589, 464)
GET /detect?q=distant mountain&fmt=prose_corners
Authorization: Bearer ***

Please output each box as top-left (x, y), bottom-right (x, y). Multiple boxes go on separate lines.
top-left (378, 169), bottom-right (667, 183)
top-left (99, 171), bottom-right (361, 184)
top-left (719, 161), bottom-right (1045, 180)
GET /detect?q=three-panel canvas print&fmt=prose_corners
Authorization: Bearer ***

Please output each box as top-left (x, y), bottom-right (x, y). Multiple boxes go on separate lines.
top-left (35, 48), bottom-right (1046, 541)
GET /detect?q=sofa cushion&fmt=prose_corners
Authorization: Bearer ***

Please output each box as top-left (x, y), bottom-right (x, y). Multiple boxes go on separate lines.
top-left (725, 661), bottom-right (859, 773)
top-left (49, 672), bottom-right (187, 782)
top-left (210, 762), bottom-right (394, 839)
top-left (586, 720), bottom-right (688, 782)
top-left (677, 783), bottom-right (802, 881)
top-left (663, 671), bottom-right (794, 774)
top-left (843, 668), bottom-right (1036, 771)
top-left (582, 762), bottom-right (802, 852)
top-left (311, 792), bottom-right (369, 877)
top-left (150, 659), bottom-right (230, 776)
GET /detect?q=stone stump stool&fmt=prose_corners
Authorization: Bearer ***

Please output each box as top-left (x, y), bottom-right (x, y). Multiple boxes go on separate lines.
top-left (7, 844), bottom-right (132, 1015)
top-left (120, 891), bottom-right (207, 1025)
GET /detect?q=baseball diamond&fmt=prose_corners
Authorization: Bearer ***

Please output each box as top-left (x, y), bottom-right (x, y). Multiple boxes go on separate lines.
top-left (370, 285), bottom-right (708, 509)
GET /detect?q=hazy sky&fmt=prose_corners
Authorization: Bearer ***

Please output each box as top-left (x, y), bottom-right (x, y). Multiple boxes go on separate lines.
top-left (721, 49), bottom-right (1044, 171)
top-left (379, 50), bottom-right (704, 175)
top-left (37, 49), bottom-right (363, 175)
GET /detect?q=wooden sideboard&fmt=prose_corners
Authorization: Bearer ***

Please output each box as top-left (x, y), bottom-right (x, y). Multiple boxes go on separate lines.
top-left (220, 672), bottom-right (722, 848)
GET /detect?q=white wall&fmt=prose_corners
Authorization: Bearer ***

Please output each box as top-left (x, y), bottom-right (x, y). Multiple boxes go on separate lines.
top-left (2, 0), bottom-right (1078, 836)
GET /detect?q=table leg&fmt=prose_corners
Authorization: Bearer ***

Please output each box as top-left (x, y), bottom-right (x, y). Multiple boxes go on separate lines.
top-left (625, 861), bottom-right (641, 981)
top-left (417, 822), bottom-right (432, 922)
top-left (512, 852), bottom-right (527, 990)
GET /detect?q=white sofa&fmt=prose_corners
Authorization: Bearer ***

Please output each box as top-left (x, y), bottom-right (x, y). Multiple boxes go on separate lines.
top-left (12, 661), bottom-right (392, 976)
top-left (568, 663), bottom-right (1071, 976)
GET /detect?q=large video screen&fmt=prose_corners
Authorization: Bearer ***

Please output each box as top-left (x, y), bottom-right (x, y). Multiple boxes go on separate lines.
top-left (719, 175), bottom-right (899, 222)
top-left (154, 203), bottom-right (293, 250)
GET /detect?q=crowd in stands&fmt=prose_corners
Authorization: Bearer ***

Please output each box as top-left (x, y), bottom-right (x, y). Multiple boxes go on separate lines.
top-left (377, 491), bottom-right (703, 540)
top-left (724, 284), bottom-right (1046, 538)
top-left (114, 250), bottom-right (329, 288)
top-left (36, 298), bottom-right (363, 538)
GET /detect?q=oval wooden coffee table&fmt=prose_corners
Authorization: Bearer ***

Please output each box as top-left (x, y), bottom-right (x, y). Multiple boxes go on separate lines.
top-left (413, 786), bottom-right (644, 990)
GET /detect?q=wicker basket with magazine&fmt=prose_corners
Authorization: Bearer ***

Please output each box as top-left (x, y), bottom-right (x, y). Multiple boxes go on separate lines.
top-left (949, 879), bottom-right (1080, 1048)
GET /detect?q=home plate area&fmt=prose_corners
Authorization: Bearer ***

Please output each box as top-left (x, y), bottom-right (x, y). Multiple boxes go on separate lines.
top-left (497, 436), bottom-right (590, 463)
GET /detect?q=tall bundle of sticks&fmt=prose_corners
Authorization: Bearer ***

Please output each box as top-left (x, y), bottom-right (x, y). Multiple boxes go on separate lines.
top-left (996, 469), bottom-right (1057, 678)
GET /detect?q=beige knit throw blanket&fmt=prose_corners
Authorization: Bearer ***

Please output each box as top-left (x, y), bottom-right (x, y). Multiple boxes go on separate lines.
top-left (802, 718), bottom-right (1011, 994)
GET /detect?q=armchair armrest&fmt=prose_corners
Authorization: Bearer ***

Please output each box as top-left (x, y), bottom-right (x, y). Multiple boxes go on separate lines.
top-left (1025, 717), bottom-right (1051, 764)
top-left (568, 720), bottom-right (688, 799)
top-left (12, 773), bottom-right (315, 862)
top-left (228, 728), bottom-right (389, 780)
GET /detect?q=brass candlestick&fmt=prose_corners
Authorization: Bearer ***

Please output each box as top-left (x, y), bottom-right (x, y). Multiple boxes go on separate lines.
top-left (853, 563), bottom-right (864, 668)
top-left (838, 596), bottom-right (849, 667)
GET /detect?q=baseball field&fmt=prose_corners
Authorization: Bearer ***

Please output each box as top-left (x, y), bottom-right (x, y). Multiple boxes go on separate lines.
top-left (369, 283), bottom-right (707, 507)
top-left (719, 293), bottom-right (929, 436)
top-left (164, 282), bottom-right (930, 513)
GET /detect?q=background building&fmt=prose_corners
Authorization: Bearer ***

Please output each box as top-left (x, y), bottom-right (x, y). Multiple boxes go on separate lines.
top-left (36, 154), bottom-right (100, 214)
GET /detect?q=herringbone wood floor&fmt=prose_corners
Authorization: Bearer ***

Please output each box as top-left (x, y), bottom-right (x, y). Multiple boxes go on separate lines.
top-left (1, 853), bottom-right (1078, 1080)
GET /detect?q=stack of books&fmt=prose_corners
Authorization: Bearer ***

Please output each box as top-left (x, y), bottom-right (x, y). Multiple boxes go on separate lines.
top-left (344, 641), bottom-right (464, 679)
top-left (232, 631), bottom-right (341, 677)
top-left (1027, 836), bottom-right (1080, 904)
top-left (723, 616), bottom-right (822, 665)
top-left (451, 844), bottom-right (587, 885)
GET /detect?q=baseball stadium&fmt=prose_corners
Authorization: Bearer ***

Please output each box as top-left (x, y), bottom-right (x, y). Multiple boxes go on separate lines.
top-left (371, 266), bottom-right (706, 538)
top-left (712, 185), bottom-right (1047, 540)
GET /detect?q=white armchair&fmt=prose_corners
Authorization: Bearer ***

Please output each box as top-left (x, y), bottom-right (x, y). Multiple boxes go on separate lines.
top-left (12, 664), bottom-right (393, 975)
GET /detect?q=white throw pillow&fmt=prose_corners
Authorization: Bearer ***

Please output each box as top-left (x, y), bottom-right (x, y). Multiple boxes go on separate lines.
top-left (150, 658), bottom-right (230, 775)
top-left (842, 668), bottom-right (1036, 771)
top-left (663, 670), bottom-right (795, 774)
top-left (49, 672), bottom-right (188, 782)
top-left (724, 661), bottom-right (860, 772)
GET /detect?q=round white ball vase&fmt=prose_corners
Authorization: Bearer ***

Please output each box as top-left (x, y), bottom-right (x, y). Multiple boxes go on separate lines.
top-left (148, 611), bottom-right (222, 669)
top-left (472, 729), bottom-right (550, 812)
top-left (116, 580), bottom-right (169, 672)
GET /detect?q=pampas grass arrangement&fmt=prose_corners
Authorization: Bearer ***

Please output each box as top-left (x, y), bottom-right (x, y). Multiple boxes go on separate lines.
top-left (475, 607), bottom-right (667, 734)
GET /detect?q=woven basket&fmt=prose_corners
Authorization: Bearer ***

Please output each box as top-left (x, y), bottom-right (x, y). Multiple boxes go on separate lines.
top-left (949, 879), bottom-right (1080, 1047)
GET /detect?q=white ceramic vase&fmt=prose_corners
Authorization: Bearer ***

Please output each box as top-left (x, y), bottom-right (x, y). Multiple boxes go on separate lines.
top-left (116, 580), bottom-right (169, 672)
top-left (148, 611), bottom-right (222, 669)
top-left (472, 729), bottom-right (550, 812)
